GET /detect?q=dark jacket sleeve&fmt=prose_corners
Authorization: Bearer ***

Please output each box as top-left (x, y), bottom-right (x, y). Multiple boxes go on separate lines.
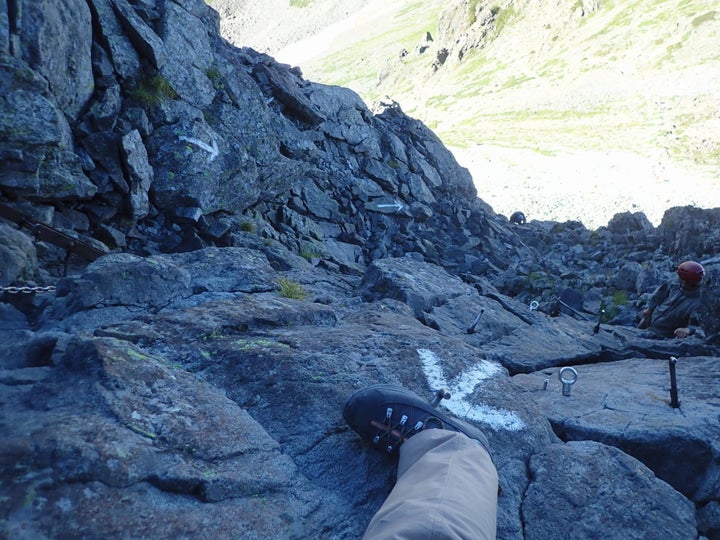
top-left (647, 281), bottom-right (670, 311)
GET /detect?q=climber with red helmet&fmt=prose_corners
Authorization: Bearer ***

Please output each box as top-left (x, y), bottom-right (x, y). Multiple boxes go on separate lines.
top-left (637, 261), bottom-right (705, 338)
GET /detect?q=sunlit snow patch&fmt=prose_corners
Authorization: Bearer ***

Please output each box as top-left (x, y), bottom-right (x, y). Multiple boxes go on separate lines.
top-left (417, 348), bottom-right (525, 431)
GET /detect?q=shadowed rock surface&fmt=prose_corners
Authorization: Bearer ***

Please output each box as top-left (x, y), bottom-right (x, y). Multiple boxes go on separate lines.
top-left (1, 1), bottom-right (719, 538)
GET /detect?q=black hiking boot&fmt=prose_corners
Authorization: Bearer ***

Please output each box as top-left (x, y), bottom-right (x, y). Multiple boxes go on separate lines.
top-left (343, 384), bottom-right (490, 455)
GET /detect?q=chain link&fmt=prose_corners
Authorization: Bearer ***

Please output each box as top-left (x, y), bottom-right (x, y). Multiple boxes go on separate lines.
top-left (0, 285), bottom-right (56, 294)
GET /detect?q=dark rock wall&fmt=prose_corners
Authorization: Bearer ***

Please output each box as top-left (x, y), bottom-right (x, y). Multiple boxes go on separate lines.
top-left (1, 1), bottom-right (719, 539)
top-left (1, 0), bottom-right (514, 278)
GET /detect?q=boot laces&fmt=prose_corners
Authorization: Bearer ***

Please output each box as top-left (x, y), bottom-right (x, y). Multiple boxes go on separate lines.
top-left (371, 406), bottom-right (426, 453)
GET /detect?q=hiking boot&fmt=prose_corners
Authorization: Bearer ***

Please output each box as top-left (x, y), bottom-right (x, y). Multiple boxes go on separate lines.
top-left (343, 384), bottom-right (490, 455)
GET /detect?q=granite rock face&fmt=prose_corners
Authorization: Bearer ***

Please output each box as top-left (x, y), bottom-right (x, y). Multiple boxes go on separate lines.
top-left (1, 0), bottom-right (719, 538)
top-left (3, 250), bottom-right (719, 539)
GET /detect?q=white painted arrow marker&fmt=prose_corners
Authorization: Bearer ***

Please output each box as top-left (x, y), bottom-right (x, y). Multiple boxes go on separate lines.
top-left (417, 348), bottom-right (525, 431)
top-left (376, 201), bottom-right (404, 212)
top-left (179, 135), bottom-right (219, 163)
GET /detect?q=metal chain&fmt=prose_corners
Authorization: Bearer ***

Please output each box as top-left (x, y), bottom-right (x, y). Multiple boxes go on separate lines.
top-left (0, 285), bottom-right (56, 294)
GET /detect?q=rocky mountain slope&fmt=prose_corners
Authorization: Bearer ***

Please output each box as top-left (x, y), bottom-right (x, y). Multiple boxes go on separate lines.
top-left (213, 0), bottom-right (720, 227)
top-left (1, 1), bottom-right (720, 539)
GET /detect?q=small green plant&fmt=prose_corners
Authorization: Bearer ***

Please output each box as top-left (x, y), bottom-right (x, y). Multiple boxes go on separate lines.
top-left (692, 11), bottom-right (716, 27)
top-left (203, 111), bottom-right (218, 125)
top-left (238, 221), bottom-right (256, 233)
top-left (201, 329), bottom-right (223, 341)
top-left (467, 0), bottom-right (483, 26)
top-left (277, 278), bottom-right (308, 300)
top-left (127, 348), bottom-right (152, 362)
top-left (128, 424), bottom-right (157, 440)
top-left (600, 290), bottom-right (629, 321)
top-left (290, 0), bottom-right (313, 7)
top-left (493, 6), bottom-right (515, 36)
top-left (128, 74), bottom-right (178, 107)
top-left (612, 290), bottom-right (629, 306)
top-left (299, 249), bottom-right (322, 261)
top-left (206, 66), bottom-right (224, 90)
top-left (199, 350), bottom-right (218, 361)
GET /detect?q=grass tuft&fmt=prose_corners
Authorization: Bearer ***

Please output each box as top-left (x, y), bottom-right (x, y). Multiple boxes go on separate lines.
top-left (277, 278), bottom-right (308, 300)
top-left (128, 74), bottom-right (178, 107)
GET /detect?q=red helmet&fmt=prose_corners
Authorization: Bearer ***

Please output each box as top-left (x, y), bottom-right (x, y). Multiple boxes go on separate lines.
top-left (677, 260), bottom-right (704, 285)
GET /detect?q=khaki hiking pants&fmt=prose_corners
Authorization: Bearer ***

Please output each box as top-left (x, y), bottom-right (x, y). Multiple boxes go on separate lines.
top-left (363, 429), bottom-right (498, 540)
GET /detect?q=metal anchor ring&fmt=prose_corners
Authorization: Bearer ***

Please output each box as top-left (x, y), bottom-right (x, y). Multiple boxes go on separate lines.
top-left (558, 367), bottom-right (578, 396)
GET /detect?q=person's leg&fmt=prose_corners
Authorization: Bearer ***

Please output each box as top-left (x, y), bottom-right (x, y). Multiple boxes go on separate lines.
top-left (362, 429), bottom-right (498, 540)
top-left (343, 385), bottom-right (498, 540)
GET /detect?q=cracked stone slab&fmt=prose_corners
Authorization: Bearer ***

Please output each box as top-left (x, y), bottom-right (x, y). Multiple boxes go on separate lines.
top-left (512, 356), bottom-right (720, 501)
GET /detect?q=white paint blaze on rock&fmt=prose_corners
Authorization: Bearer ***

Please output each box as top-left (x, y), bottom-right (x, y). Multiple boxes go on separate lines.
top-left (179, 135), bottom-right (219, 163)
top-left (417, 348), bottom-right (525, 431)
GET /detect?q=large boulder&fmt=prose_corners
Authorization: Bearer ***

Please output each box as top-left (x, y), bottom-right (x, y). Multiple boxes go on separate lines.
top-left (513, 357), bottom-right (720, 503)
top-left (0, 224), bottom-right (37, 285)
top-left (0, 56), bottom-right (96, 199)
top-left (17, 0), bottom-right (94, 120)
top-left (523, 440), bottom-right (697, 539)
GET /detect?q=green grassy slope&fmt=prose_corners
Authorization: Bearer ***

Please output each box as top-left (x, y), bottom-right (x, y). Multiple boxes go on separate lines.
top-left (297, 0), bottom-right (719, 165)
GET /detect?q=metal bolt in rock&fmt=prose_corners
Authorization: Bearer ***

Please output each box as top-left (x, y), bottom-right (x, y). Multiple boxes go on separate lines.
top-left (593, 309), bottom-right (605, 334)
top-left (430, 388), bottom-right (451, 407)
top-left (466, 308), bottom-right (485, 334)
top-left (558, 367), bottom-right (578, 396)
top-left (668, 356), bottom-right (680, 408)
